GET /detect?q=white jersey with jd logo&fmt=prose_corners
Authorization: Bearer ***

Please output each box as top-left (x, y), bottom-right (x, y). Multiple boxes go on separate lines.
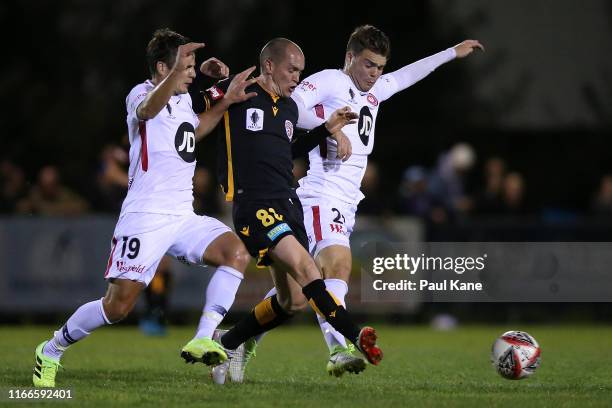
top-left (121, 80), bottom-right (201, 216)
top-left (292, 47), bottom-right (456, 207)
top-left (105, 80), bottom-right (231, 285)
top-left (291, 48), bottom-right (457, 252)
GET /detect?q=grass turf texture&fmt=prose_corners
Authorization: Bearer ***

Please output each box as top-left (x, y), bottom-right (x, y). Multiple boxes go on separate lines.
top-left (1, 325), bottom-right (611, 407)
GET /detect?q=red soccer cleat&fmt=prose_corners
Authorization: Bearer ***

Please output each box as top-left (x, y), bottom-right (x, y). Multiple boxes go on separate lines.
top-left (357, 327), bottom-right (383, 365)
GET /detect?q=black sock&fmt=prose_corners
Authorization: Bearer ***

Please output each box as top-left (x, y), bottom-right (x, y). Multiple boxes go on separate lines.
top-left (302, 279), bottom-right (360, 345)
top-left (221, 294), bottom-right (292, 350)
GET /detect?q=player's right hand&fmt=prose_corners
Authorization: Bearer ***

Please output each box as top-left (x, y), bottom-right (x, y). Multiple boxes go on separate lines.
top-left (172, 42), bottom-right (206, 71)
top-left (224, 66), bottom-right (258, 105)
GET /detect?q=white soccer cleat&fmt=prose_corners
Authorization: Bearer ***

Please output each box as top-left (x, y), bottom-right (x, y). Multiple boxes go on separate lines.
top-left (210, 329), bottom-right (256, 384)
top-left (326, 344), bottom-right (366, 377)
top-left (211, 360), bottom-right (228, 385)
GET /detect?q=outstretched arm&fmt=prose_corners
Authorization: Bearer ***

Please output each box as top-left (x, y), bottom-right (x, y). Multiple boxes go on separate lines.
top-left (381, 39), bottom-right (484, 99)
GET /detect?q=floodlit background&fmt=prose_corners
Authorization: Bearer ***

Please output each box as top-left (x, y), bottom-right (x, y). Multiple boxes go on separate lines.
top-left (2, 0), bottom-right (612, 323)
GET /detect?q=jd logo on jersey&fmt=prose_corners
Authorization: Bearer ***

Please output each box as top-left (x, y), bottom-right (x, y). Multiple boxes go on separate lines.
top-left (358, 106), bottom-right (373, 146)
top-left (175, 122), bottom-right (196, 162)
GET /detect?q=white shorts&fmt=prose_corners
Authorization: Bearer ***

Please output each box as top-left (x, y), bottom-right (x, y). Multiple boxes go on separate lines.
top-left (300, 196), bottom-right (357, 257)
top-left (103, 212), bottom-right (231, 286)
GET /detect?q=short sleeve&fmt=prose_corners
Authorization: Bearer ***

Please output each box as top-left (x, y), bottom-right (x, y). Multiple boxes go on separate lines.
top-left (126, 83), bottom-right (152, 123)
top-left (186, 92), bottom-right (200, 128)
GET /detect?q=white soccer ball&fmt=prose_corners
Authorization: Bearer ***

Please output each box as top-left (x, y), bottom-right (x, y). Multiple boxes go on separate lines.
top-left (491, 331), bottom-right (541, 380)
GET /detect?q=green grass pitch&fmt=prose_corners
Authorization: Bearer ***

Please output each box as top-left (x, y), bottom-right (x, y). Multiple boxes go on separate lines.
top-left (1, 325), bottom-right (611, 407)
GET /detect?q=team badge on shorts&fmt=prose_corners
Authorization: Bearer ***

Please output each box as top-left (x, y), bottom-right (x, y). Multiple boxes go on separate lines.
top-left (285, 120), bottom-right (294, 141)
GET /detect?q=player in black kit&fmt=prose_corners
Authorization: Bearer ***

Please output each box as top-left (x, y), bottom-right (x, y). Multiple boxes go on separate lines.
top-left (202, 38), bottom-right (383, 374)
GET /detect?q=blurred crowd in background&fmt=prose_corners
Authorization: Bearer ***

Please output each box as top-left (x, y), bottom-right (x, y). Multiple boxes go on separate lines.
top-left (3, 1), bottom-right (610, 226)
top-left (3, 139), bottom-right (612, 222)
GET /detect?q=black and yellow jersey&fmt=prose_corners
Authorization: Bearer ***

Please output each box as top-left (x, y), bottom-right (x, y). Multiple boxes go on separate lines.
top-left (204, 77), bottom-right (331, 202)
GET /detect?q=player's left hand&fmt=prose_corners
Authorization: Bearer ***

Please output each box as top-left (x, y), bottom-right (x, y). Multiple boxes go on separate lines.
top-left (453, 40), bottom-right (484, 58)
top-left (223, 66), bottom-right (258, 105)
top-left (332, 130), bottom-right (352, 162)
top-left (200, 57), bottom-right (230, 78)
top-left (325, 106), bottom-right (357, 161)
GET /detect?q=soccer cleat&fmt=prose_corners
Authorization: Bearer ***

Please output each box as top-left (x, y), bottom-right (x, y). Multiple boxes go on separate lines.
top-left (33, 341), bottom-right (62, 388)
top-left (210, 329), bottom-right (257, 384)
top-left (180, 337), bottom-right (227, 366)
top-left (356, 327), bottom-right (383, 365)
top-left (326, 344), bottom-right (366, 377)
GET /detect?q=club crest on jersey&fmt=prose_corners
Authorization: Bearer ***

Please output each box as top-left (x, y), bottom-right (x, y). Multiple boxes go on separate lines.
top-left (285, 120), bottom-right (294, 141)
top-left (367, 93), bottom-right (379, 106)
top-left (246, 108), bottom-right (264, 131)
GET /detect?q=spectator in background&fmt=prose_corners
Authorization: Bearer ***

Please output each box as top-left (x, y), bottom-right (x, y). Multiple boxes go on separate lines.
top-left (501, 172), bottom-right (527, 214)
top-left (192, 166), bottom-right (224, 216)
top-left (396, 165), bottom-right (447, 223)
top-left (17, 165), bottom-right (89, 216)
top-left (428, 143), bottom-right (476, 215)
top-left (475, 156), bottom-right (506, 214)
top-left (0, 159), bottom-right (28, 213)
top-left (357, 161), bottom-right (387, 215)
top-left (96, 142), bottom-right (129, 212)
top-left (591, 174), bottom-right (612, 215)
top-left (139, 256), bottom-right (173, 336)
top-left (292, 158), bottom-right (307, 186)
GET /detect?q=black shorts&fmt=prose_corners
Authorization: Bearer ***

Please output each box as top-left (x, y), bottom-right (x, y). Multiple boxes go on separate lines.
top-left (232, 197), bottom-right (309, 267)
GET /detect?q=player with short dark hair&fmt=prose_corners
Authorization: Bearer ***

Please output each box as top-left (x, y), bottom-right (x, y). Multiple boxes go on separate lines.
top-left (32, 28), bottom-right (257, 388)
top-left (346, 24), bottom-right (391, 59)
top-left (201, 38), bottom-right (383, 381)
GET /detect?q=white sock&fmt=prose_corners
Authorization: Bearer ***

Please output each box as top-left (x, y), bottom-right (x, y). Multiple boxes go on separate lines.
top-left (195, 266), bottom-right (243, 339)
top-left (253, 287), bottom-right (277, 344)
top-left (318, 279), bottom-right (349, 351)
top-left (43, 298), bottom-right (111, 360)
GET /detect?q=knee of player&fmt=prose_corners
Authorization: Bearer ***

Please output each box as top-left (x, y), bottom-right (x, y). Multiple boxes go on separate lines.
top-left (295, 256), bottom-right (320, 279)
top-left (288, 299), bottom-right (308, 313)
top-left (277, 295), bottom-right (307, 315)
top-left (224, 244), bottom-right (251, 272)
top-left (323, 259), bottom-right (352, 279)
top-left (102, 298), bottom-right (134, 323)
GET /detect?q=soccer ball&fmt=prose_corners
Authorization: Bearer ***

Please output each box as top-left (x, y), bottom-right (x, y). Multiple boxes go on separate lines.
top-left (491, 331), bottom-right (541, 380)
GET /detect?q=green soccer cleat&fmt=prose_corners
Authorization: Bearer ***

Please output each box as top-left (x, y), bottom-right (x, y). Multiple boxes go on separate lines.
top-left (33, 341), bottom-right (62, 388)
top-left (326, 344), bottom-right (367, 377)
top-left (181, 337), bottom-right (227, 366)
top-left (211, 329), bottom-right (257, 384)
